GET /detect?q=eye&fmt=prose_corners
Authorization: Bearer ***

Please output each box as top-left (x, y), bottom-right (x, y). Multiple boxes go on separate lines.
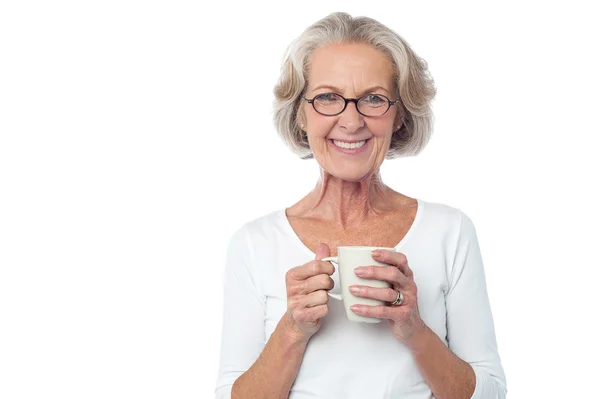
top-left (363, 94), bottom-right (386, 105)
top-left (314, 93), bottom-right (342, 103)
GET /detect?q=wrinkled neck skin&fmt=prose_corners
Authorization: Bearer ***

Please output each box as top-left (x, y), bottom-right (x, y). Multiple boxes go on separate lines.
top-left (298, 168), bottom-right (399, 230)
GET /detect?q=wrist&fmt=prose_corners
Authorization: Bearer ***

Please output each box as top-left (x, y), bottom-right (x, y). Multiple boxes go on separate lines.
top-left (279, 313), bottom-right (312, 346)
top-left (403, 321), bottom-right (433, 353)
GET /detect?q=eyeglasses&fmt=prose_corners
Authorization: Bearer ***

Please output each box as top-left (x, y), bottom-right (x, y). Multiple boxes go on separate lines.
top-left (302, 93), bottom-right (401, 117)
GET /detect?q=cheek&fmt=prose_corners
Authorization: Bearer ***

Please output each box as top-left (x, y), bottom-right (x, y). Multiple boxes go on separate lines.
top-left (367, 121), bottom-right (395, 156)
top-left (367, 119), bottom-right (394, 138)
top-left (308, 117), bottom-right (337, 137)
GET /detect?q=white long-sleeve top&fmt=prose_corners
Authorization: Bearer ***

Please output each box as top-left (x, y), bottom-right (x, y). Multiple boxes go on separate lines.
top-left (215, 198), bottom-right (507, 398)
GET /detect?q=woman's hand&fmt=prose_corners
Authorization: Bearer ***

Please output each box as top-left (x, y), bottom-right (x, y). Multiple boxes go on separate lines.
top-left (348, 250), bottom-right (427, 345)
top-left (283, 243), bottom-right (335, 342)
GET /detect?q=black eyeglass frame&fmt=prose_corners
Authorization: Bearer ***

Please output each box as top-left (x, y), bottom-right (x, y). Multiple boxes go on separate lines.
top-left (302, 93), bottom-right (401, 117)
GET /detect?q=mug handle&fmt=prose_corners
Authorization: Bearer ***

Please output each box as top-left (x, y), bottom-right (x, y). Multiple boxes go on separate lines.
top-left (321, 256), bottom-right (342, 301)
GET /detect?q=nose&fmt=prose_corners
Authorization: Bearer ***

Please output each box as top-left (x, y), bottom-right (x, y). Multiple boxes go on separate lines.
top-left (338, 99), bottom-right (365, 133)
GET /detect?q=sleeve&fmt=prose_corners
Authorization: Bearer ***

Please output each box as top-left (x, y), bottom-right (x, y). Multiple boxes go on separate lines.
top-left (445, 212), bottom-right (507, 399)
top-left (215, 226), bottom-right (266, 399)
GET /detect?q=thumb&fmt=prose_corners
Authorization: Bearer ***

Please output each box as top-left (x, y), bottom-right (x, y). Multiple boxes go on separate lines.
top-left (314, 243), bottom-right (331, 260)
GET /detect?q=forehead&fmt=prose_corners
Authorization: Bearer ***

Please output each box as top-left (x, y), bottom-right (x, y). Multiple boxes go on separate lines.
top-left (307, 42), bottom-right (395, 93)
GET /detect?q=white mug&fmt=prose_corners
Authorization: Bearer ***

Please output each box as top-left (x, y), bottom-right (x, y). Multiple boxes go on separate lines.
top-left (322, 246), bottom-right (396, 323)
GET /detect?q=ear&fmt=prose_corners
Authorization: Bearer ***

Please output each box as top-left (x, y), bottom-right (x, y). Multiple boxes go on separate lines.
top-left (296, 108), bottom-right (307, 131)
top-left (393, 116), bottom-right (403, 132)
top-left (393, 106), bottom-right (405, 131)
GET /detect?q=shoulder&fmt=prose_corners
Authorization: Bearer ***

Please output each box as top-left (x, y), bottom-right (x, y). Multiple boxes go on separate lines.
top-left (417, 198), bottom-right (478, 241)
top-left (418, 198), bottom-right (471, 226)
top-left (226, 208), bottom-right (286, 249)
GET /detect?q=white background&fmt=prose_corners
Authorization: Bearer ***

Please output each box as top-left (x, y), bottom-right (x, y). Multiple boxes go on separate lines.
top-left (1, 1), bottom-right (598, 398)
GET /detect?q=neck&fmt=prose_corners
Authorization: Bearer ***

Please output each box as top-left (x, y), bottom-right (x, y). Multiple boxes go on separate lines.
top-left (300, 169), bottom-right (397, 229)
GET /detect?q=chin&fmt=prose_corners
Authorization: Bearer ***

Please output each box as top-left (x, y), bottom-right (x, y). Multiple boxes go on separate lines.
top-left (326, 166), bottom-right (373, 182)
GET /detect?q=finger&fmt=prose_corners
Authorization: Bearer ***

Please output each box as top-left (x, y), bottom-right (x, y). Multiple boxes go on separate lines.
top-left (295, 304), bottom-right (329, 323)
top-left (350, 304), bottom-right (400, 320)
top-left (300, 274), bottom-right (335, 294)
top-left (289, 290), bottom-right (328, 309)
top-left (354, 265), bottom-right (411, 287)
top-left (349, 285), bottom-right (399, 303)
top-left (287, 260), bottom-right (335, 281)
top-left (372, 250), bottom-right (413, 278)
top-left (314, 243), bottom-right (331, 260)
top-left (306, 290), bottom-right (329, 307)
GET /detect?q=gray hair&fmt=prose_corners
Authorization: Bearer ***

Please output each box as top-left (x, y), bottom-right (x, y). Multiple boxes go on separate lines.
top-left (273, 12), bottom-right (436, 160)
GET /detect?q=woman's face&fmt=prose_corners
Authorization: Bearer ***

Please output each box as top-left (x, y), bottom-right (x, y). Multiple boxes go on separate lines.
top-left (302, 42), bottom-right (400, 182)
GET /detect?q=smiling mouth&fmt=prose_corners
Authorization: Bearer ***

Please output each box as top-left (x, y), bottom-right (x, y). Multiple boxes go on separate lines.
top-left (331, 138), bottom-right (370, 149)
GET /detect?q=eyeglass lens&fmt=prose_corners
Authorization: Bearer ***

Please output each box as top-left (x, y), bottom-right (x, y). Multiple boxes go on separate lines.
top-left (312, 93), bottom-right (391, 116)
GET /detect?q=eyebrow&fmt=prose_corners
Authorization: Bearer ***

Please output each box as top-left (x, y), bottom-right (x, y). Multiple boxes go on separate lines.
top-left (310, 85), bottom-right (390, 96)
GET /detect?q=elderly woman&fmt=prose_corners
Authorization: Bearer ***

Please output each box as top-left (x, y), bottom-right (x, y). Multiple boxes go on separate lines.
top-left (215, 12), bottom-right (506, 399)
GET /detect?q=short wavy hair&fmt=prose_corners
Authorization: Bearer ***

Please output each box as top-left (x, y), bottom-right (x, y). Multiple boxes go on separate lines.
top-left (273, 12), bottom-right (436, 160)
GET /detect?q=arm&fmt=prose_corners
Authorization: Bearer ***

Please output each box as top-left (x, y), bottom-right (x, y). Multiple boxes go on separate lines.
top-left (350, 212), bottom-right (506, 399)
top-left (405, 324), bottom-right (476, 399)
top-left (215, 227), bottom-right (303, 399)
top-left (407, 212), bottom-right (506, 399)
top-left (216, 228), bottom-right (330, 399)
top-left (231, 318), bottom-right (309, 399)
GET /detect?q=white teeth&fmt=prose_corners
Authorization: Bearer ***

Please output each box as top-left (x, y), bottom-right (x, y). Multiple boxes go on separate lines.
top-left (332, 139), bottom-right (367, 149)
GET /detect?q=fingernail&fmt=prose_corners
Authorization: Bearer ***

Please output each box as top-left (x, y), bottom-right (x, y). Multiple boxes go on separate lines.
top-left (349, 286), bottom-right (360, 294)
top-left (350, 305), bottom-right (361, 312)
top-left (354, 267), bottom-right (366, 276)
top-left (371, 250), bottom-right (382, 258)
